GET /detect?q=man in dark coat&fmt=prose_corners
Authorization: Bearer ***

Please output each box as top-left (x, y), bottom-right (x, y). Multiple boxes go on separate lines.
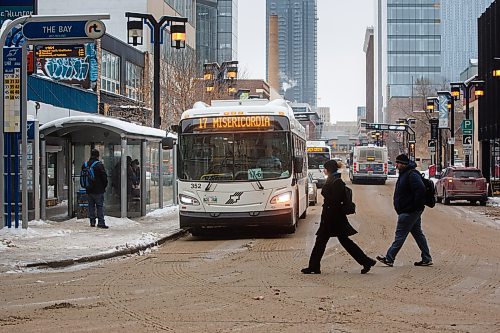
top-left (84, 149), bottom-right (109, 229)
top-left (377, 154), bottom-right (432, 267)
top-left (302, 160), bottom-right (376, 274)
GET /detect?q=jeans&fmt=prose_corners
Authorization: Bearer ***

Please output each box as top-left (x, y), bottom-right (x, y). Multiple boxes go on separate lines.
top-left (386, 210), bottom-right (431, 262)
top-left (88, 193), bottom-right (105, 226)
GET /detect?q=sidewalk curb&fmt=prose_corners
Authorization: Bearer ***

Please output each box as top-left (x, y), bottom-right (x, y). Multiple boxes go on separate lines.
top-left (25, 229), bottom-right (189, 269)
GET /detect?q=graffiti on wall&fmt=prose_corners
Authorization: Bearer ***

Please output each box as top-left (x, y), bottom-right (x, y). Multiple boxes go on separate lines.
top-left (37, 43), bottom-right (97, 90)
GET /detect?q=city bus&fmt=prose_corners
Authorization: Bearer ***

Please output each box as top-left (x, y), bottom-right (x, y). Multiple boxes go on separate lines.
top-left (349, 145), bottom-right (388, 184)
top-left (175, 99), bottom-right (308, 234)
top-left (306, 141), bottom-right (332, 188)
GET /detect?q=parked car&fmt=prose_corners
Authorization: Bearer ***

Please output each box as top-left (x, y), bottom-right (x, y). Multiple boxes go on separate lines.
top-left (308, 173), bottom-right (318, 206)
top-left (435, 167), bottom-right (487, 205)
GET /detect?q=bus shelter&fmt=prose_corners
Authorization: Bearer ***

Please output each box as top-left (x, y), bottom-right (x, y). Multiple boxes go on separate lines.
top-left (39, 115), bottom-right (174, 219)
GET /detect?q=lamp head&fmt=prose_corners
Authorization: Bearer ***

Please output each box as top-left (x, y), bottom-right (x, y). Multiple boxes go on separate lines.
top-left (450, 86), bottom-right (461, 100)
top-left (127, 19), bottom-right (144, 46)
top-left (170, 24), bottom-right (186, 49)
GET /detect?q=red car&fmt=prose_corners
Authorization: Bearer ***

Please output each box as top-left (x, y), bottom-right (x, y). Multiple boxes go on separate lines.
top-left (435, 167), bottom-right (487, 205)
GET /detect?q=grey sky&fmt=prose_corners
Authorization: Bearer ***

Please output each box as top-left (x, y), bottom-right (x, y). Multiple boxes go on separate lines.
top-left (238, 0), bottom-right (375, 122)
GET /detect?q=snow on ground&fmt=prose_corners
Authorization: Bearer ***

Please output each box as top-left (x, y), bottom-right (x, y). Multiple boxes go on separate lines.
top-left (0, 205), bottom-right (181, 272)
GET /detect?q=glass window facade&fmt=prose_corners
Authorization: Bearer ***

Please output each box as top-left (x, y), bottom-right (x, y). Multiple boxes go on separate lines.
top-left (101, 50), bottom-right (120, 95)
top-left (386, 0), bottom-right (442, 98)
top-left (441, 0), bottom-right (494, 82)
top-left (125, 61), bottom-right (143, 101)
top-left (164, 0), bottom-right (195, 23)
top-left (196, 0), bottom-right (217, 65)
top-left (266, 0), bottom-right (317, 107)
top-left (195, 0), bottom-right (238, 69)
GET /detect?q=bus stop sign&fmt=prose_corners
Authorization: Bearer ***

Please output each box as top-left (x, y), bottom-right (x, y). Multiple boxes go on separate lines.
top-left (22, 20), bottom-right (106, 40)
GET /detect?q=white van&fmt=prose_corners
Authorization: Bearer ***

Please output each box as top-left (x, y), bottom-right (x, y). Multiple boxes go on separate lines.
top-left (349, 146), bottom-right (388, 184)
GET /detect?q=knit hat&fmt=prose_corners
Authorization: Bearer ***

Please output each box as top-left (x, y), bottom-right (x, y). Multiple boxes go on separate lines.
top-left (395, 154), bottom-right (409, 165)
top-left (324, 159), bottom-right (339, 173)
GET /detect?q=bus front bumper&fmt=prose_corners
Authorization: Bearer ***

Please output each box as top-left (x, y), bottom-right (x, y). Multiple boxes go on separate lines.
top-left (179, 208), bottom-right (293, 229)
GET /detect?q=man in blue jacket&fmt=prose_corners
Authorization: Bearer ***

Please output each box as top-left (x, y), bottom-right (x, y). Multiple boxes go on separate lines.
top-left (377, 154), bottom-right (432, 267)
top-left (84, 149), bottom-right (109, 229)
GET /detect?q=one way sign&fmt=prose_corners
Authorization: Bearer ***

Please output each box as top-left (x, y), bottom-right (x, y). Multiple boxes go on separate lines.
top-left (463, 135), bottom-right (472, 145)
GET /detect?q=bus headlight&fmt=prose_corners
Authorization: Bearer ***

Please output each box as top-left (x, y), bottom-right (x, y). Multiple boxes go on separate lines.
top-left (179, 194), bottom-right (200, 206)
top-left (270, 192), bottom-right (292, 204)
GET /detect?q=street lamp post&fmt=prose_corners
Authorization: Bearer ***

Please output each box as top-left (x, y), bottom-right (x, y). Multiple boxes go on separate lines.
top-left (427, 97), bottom-right (440, 170)
top-left (437, 91), bottom-right (454, 167)
top-left (450, 76), bottom-right (485, 167)
top-left (203, 61), bottom-right (238, 98)
top-left (125, 12), bottom-right (187, 128)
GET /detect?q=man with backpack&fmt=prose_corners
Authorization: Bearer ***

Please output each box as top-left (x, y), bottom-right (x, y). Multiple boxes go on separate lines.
top-left (377, 154), bottom-right (433, 267)
top-left (81, 149), bottom-right (109, 229)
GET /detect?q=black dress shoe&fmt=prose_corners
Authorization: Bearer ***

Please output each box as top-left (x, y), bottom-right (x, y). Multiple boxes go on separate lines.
top-left (301, 267), bottom-right (321, 274)
top-left (361, 258), bottom-right (376, 274)
top-left (96, 225), bottom-right (109, 229)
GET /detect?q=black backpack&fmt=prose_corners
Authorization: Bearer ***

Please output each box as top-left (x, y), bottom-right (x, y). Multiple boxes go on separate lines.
top-left (80, 161), bottom-right (100, 190)
top-left (411, 170), bottom-right (436, 208)
top-left (335, 179), bottom-right (356, 215)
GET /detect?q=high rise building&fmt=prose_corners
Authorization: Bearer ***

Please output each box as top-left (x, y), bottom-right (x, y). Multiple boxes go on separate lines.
top-left (196, 0), bottom-right (238, 67)
top-left (385, 0), bottom-right (442, 99)
top-left (375, 0), bottom-right (443, 123)
top-left (317, 106), bottom-right (331, 125)
top-left (266, 0), bottom-right (317, 107)
top-left (441, 0), bottom-right (494, 82)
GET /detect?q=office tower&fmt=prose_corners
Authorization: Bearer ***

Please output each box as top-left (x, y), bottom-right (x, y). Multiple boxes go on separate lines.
top-left (385, 0), bottom-right (442, 98)
top-left (266, 0), bottom-right (318, 107)
top-left (196, 0), bottom-right (238, 66)
top-left (441, 0), bottom-right (494, 82)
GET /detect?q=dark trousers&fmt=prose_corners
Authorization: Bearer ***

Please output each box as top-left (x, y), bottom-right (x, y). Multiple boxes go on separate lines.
top-left (88, 193), bottom-right (105, 226)
top-left (309, 232), bottom-right (372, 270)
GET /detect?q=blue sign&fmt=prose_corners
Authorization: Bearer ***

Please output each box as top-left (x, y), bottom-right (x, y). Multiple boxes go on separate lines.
top-left (22, 20), bottom-right (105, 40)
top-left (438, 94), bottom-right (449, 129)
top-left (27, 120), bottom-right (35, 140)
top-left (3, 46), bottom-right (22, 73)
top-left (0, 0), bottom-right (36, 27)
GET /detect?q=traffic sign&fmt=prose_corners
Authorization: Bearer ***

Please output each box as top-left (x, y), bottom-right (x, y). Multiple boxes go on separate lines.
top-left (463, 135), bottom-right (472, 145)
top-left (461, 119), bottom-right (473, 130)
top-left (461, 119), bottom-right (473, 135)
top-left (22, 20), bottom-right (106, 40)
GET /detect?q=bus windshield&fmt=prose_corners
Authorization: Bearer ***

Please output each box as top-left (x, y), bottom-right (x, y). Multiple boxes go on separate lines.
top-left (307, 152), bottom-right (330, 169)
top-left (179, 132), bottom-right (292, 181)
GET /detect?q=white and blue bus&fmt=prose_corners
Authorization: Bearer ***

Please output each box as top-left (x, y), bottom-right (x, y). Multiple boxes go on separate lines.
top-left (306, 141), bottom-right (332, 188)
top-left (175, 99), bottom-right (308, 234)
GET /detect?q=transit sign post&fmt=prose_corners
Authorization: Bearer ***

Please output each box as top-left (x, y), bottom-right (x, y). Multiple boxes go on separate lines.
top-left (22, 20), bottom-right (106, 40)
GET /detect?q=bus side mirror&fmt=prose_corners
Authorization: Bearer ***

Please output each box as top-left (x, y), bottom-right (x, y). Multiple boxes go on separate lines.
top-left (294, 157), bottom-right (304, 173)
top-left (170, 124), bottom-right (180, 133)
top-left (162, 137), bottom-right (177, 149)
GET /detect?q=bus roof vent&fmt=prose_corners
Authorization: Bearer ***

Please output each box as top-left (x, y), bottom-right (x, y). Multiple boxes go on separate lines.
top-left (192, 101), bottom-right (209, 109)
top-left (211, 99), bottom-right (269, 107)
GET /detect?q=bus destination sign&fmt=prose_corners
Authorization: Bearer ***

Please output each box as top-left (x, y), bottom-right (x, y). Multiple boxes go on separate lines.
top-left (307, 147), bottom-right (329, 152)
top-left (199, 116), bottom-right (271, 129)
top-left (35, 45), bottom-right (85, 58)
top-left (182, 115), bottom-right (289, 133)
